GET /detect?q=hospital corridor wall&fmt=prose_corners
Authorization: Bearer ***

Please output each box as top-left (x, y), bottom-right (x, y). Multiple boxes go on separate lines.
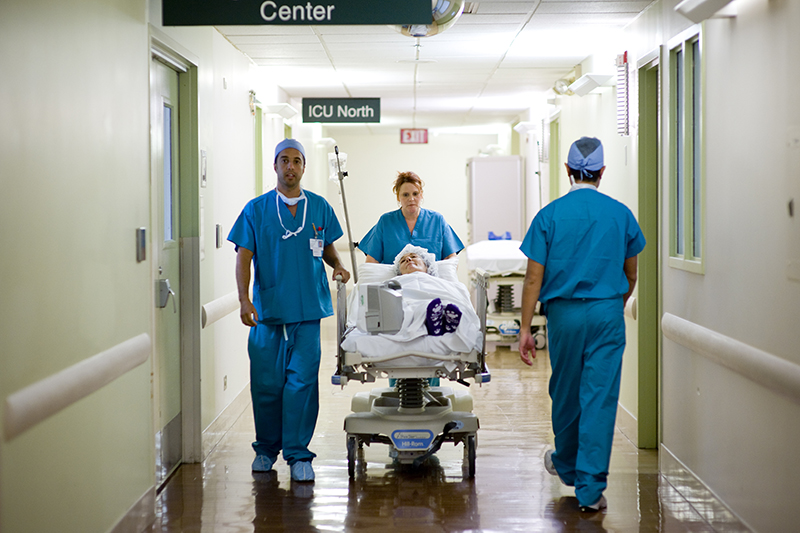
top-left (0, 1), bottom-right (266, 531)
top-left (629, 1), bottom-right (799, 531)
top-left (540, 2), bottom-right (800, 529)
top-left (2, 0), bottom-right (800, 532)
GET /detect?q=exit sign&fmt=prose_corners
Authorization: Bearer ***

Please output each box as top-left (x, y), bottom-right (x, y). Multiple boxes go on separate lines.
top-left (401, 129), bottom-right (428, 144)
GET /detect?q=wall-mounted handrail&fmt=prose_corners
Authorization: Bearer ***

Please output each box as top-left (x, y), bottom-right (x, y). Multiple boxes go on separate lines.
top-left (625, 296), bottom-right (637, 320)
top-left (662, 313), bottom-right (800, 405)
top-left (4, 333), bottom-right (151, 441)
top-left (201, 291), bottom-right (239, 328)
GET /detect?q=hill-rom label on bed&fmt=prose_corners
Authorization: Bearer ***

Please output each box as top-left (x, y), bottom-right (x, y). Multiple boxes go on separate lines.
top-left (391, 430), bottom-right (434, 451)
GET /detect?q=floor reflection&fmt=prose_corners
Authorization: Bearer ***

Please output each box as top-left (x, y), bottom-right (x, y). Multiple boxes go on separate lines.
top-left (252, 471), bottom-right (318, 532)
top-left (345, 457), bottom-right (479, 532)
top-left (149, 319), bottom-right (750, 533)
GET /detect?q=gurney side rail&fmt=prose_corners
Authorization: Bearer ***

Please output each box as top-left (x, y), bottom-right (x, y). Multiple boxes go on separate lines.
top-left (333, 271), bottom-right (492, 386)
top-left (344, 349), bottom-right (478, 364)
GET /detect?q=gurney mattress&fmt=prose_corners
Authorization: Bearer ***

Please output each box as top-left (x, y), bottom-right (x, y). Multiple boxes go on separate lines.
top-left (465, 239), bottom-right (527, 274)
top-left (342, 270), bottom-right (482, 362)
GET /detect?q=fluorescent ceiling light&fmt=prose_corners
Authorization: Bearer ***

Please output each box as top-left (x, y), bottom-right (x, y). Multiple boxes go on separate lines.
top-left (263, 103), bottom-right (298, 119)
top-left (568, 74), bottom-right (613, 97)
top-left (513, 121), bottom-right (537, 134)
top-left (675, 0), bottom-right (735, 23)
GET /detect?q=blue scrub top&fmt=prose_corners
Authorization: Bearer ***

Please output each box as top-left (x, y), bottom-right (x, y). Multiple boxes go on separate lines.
top-left (520, 187), bottom-right (645, 303)
top-left (359, 208), bottom-right (464, 264)
top-left (228, 189), bottom-right (344, 325)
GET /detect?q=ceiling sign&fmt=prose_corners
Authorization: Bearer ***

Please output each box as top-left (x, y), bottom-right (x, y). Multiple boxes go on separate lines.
top-left (401, 129), bottom-right (428, 144)
top-left (163, 0), bottom-right (432, 26)
top-left (303, 98), bottom-right (380, 123)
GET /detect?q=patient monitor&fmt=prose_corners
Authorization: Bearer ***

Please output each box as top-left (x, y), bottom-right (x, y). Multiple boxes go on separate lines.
top-left (363, 280), bottom-right (403, 334)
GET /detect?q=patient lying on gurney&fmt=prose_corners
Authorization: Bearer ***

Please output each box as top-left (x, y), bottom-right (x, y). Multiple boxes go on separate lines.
top-left (396, 248), bottom-right (464, 335)
top-left (341, 245), bottom-right (481, 357)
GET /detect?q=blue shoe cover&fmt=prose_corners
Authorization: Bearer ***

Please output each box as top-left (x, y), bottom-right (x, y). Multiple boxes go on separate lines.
top-left (290, 461), bottom-right (315, 482)
top-left (252, 455), bottom-right (276, 472)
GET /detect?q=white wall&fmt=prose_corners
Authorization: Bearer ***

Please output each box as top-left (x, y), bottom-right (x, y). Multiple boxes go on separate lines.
top-left (318, 128), bottom-right (498, 283)
top-left (0, 1), bottom-right (268, 530)
top-left (629, 1), bottom-right (800, 530)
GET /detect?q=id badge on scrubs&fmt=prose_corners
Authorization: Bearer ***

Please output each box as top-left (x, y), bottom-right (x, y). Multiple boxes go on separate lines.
top-left (310, 238), bottom-right (323, 257)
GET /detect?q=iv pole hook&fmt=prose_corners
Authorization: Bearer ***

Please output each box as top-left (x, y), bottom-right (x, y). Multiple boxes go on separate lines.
top-left (334, 146), bottom-right (358, 284)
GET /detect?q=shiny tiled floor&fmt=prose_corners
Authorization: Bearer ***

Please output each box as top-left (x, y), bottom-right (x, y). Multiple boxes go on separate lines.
top-left (149, 318), bottom-right (742, 532)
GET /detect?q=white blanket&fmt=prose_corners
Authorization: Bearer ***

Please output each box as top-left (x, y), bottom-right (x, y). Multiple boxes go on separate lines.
top-left (342, 272), bottom-right (482, 359)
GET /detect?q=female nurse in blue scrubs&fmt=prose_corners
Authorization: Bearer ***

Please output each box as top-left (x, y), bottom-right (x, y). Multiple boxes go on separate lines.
top-left (359, 171), bottom-right (464, 265)
top-left (360, 171), bottom-right (464, 387)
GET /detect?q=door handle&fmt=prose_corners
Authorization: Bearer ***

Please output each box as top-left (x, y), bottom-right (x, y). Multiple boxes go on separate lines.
top-left (157, 279), bottom-right (177, 313)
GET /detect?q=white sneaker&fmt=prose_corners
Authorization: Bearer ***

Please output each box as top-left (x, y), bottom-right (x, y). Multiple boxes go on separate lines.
top-left (580, 495), bottom-right (607, 513)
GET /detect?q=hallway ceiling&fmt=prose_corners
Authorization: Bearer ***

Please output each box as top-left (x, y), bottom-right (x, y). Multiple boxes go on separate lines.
top-left (216, 1), bottom-right (654, 131)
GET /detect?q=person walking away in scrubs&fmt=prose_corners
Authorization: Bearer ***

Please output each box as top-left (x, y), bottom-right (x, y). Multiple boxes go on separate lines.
top-left (517, 137), bottom-right (645, 512)
top-left (228, 138), bottom-right (351, 483)
top-left (359, 171), bottom-right (464, 264)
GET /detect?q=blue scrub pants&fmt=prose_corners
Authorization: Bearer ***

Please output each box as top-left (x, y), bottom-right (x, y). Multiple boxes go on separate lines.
top-left (248, 320), bottom-right (321, 465)
top-left (545, 298), bottom-right (625, 507)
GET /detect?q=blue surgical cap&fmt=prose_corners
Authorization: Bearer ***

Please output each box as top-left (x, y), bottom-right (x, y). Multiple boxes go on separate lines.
top-left (274, 138), bottom-right (306, 163)
top-left (567, 137), bottom-right (604, 180)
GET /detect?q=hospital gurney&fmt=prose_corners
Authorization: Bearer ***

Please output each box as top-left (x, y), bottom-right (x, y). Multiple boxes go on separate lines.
top-left (465, 239), bottom-right (547, 351)
top-left (331, 262), bottom-right (491, 478)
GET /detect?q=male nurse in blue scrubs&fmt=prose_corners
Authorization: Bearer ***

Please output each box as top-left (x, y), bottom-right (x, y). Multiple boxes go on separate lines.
top-left (228, 139), bottom-right (350, 483)
top-left (518, 137), bottom-right (645, 512)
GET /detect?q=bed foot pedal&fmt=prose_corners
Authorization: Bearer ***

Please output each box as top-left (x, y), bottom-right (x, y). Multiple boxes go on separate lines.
top-left (412, 421), bottom-right (457, 467)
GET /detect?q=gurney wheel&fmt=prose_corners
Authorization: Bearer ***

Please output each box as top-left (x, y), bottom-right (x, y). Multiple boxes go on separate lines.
top-left (534, 331), bottom-right (547, 350)
top-left (346, 434), bottom-right (357, 479)
top-left (466, 435), bottom-right (476, 479)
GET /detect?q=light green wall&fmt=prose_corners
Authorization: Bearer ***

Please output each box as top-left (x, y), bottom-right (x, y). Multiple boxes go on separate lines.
top-left (0, 1), bottom-right (153, 531)
top-left (147, 4), bottom-right (259, 435)
top-left (1, 1), bottom-right (261, 530)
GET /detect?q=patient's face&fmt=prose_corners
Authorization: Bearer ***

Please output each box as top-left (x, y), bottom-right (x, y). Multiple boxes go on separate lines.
top-left (398, 253), bottom-right (428, 275)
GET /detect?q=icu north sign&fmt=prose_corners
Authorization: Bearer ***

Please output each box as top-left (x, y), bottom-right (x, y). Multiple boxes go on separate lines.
top-left (303, 98), bottom-right (380, 123)
top-left (162, 0), bottom-right (431, 25)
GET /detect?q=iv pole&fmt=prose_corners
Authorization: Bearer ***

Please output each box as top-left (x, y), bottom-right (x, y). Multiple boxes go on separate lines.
top-left (334, 146), bottom-right (358, 284)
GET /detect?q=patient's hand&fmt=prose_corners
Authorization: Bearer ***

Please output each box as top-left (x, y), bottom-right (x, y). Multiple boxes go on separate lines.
top-left (519, 330), bottom-right (537, 365)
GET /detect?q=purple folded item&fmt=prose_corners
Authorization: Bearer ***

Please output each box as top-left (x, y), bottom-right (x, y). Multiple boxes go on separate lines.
top-left (425, 298), bottom-right (444, 336)
top-left (444, 303), bottom-right (462, 333)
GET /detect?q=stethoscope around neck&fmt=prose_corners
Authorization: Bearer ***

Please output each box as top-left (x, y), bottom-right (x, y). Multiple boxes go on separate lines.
top-left (275, 189), bottom-right (307, 240)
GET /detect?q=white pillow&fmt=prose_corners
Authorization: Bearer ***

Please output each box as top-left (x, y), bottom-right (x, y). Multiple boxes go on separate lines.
top-left (436, 256), bottom-right (459, 283)
top-left (356, 262), bottom-right (396, 284)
